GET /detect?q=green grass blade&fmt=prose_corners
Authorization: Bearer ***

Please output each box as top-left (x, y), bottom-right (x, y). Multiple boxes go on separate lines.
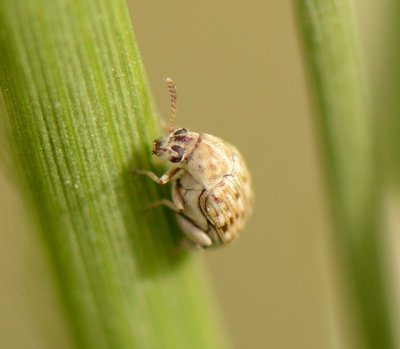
top-left (0, 0), bottom-right (230, 348)
top-left (374, 1), bottom-right (400, 186)
top-left (293, 1), bottom-right (395, 348)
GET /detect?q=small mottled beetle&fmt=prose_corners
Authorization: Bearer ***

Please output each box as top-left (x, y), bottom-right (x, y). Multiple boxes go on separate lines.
top-left (136, 78), bottom-right (253, 248)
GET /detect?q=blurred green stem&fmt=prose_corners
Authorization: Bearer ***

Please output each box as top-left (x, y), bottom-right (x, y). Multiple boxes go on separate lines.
top-left (375, 1), bottom-right (400, 187)
top-left (0, 0), bottom-right (229, 348)
top-left (294, 1), bottom-right (395, 348)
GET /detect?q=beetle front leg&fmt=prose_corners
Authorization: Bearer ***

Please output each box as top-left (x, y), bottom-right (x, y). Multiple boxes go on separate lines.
top-left (134, 167), bottom-right (183, 184)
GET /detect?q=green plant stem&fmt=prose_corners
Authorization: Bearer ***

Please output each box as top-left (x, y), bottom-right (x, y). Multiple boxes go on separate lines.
top-left (375, 1), bottom-right (400, 187)
top-left (0, 0), bottom-right (229, 348)
top-left (293, 1), bottom-right (395, 348)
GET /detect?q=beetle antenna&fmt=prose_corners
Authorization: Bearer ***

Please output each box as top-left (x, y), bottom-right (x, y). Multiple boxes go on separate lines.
top-left (164, 77), bottom-right (177, 132)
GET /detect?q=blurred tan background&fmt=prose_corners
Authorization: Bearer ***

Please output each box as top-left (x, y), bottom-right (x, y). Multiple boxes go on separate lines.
top-left (0, 1), bottom-right (384, 348)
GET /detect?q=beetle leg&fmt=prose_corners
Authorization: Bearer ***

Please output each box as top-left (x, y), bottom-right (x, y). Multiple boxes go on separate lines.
top-left (143, 199), bottom-right (180, 212)
top-left (143, 181), bottom-right (185, 212)
top-left (171, 180), bottom-right (185, 211)
top-left (207, 226), bottom-right (220, 243)
top-left (176, 214), bottom-right (212, 248)
top-left (134, 167), bottom-right (184, 184)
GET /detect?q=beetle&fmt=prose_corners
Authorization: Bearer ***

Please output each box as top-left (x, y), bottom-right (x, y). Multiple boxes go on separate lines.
top-left (135, 78), bottom-right (253, 249)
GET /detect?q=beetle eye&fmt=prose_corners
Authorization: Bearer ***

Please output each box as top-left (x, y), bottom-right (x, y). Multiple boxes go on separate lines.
top-left (173, 128), bottom-right (187, 136)
top-left (170, 145), bottom-right (185, 163)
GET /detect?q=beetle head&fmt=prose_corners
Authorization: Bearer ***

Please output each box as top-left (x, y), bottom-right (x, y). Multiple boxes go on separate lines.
top-left (152, 128), bottom-right (198, 163)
